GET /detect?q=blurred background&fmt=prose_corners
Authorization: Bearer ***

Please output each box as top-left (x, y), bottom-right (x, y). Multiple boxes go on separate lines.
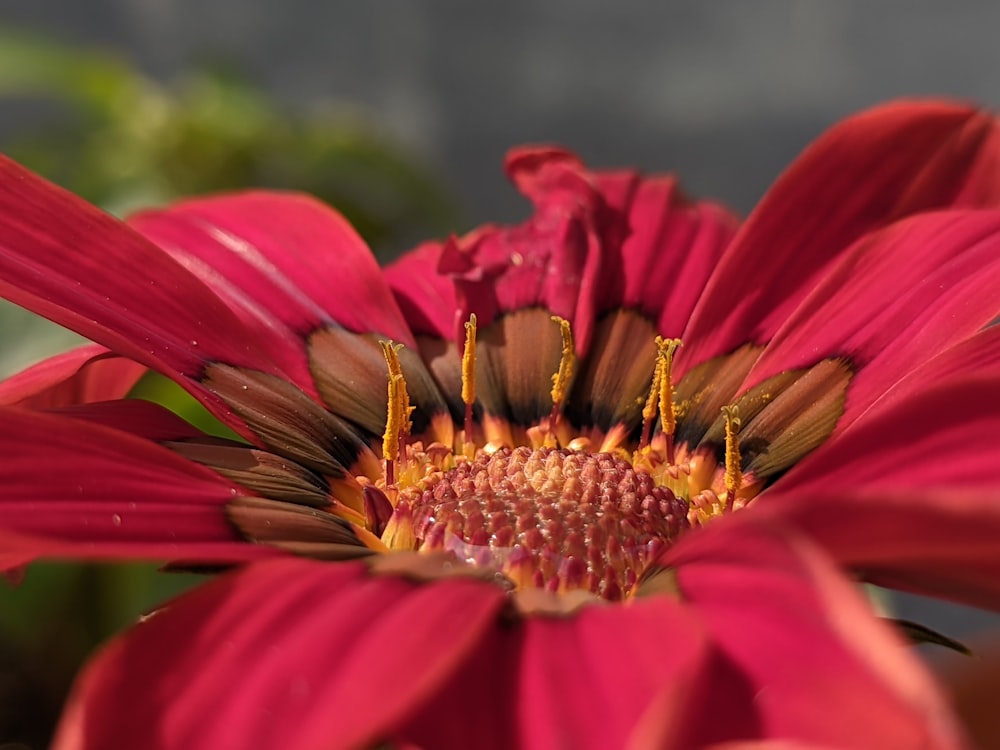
top-left (2, 2), bottom-right (1000, 747)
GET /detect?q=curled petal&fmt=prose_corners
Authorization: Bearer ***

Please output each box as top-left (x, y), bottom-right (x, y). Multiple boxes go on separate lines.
top-left (0, 344), bottom-right (145, 408)
top-left (441, 148), bottom-right (606, 354)
top-left (384, 240), bottom-right (457, 339)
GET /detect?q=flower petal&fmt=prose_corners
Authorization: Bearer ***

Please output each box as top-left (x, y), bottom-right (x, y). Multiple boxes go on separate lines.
top-left (0, 344), bottom-right (146, 408)
top-left (567, 173), bottom-right (738, 432)
top-left (514, 594), bottom-right (712, 749)
top-left (761, 337), bottom-right (1000, 608)
top-left (441, 147), bottom-right (606, 352)
top-left (592, 170), bottom-right (739, 336)
top-left (0, 405), bottom-right (266, 564)
top-left (128, 191), bottom-right (419, 346)
top-left (384, 241), bottom-right (466, 420)
top-left (384, 239), bottom-right (456, 340)
top-left (0, 158), bottom-right (307, 400)
top-left (658, 517), bottom-right (966, 748)
top-left (739, 210), bottom-right (1000, 432)
top-left (768, 346), bottom-right (1000, 498)
top-left (54, 557), bottom-right (509, 750)
top-left (131, 191), bottom-right (455, 441)
top-left (679, 100), bottom-right (1000, 375)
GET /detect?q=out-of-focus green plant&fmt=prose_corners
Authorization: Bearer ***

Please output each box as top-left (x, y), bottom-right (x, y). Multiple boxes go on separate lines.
top-left (0, 29), bottom-right (460, 748)
top-left (0, 29), bottom-right (457, 254)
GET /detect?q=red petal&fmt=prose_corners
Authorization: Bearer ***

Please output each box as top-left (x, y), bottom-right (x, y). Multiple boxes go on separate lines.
top-left (764, 488), bottom-right (1000, 614)
top-left (0, 344), bottom-right (146, 408)
top-left (663, 517), bottom-right (965, 748)
top-left (440, 148), bottom-right (607, 353)
top-left (761, 343), bottom-right (1000, 609)
top-left (55, 558), bottom-right (507, 750)
top-left (769, 363), bottom-right (1000, 498)
top-left (740, 209), bottom-right (1000, 430)
top-left (129, 191), bottom-right (417, 345)
top-left (384, 240), bottom-right (457, 339)
top-left (679, 100), bottom-right (1000, 375)
top-left (0, 158), bottom-right (304, 392)
top-left (593, 171), bottom-right (739, 336)
top-left (0, 406), bottom-right (264, 564)
top-left (515, 595), bottom-right (711, 749)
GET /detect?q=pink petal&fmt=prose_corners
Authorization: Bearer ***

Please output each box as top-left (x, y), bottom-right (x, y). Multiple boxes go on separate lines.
top-left (662, 517), bottom-right (966, 748)
top-left (385, 240), bottom-right (457, 339)
top-left (440, 148), bottom-right (607, 353)
top-left (740, 209), bottom-right (1000, 430)
top-left (768, 363), bottom-right (1000, 498)
top-left (679, 100), bottom-right (1000, 375)
top-left (0, 406), bottom-right (266, 564)
top-left (593, 171), bottom-right (739, 337)
top-left (128, 191), bottom-right (417, 345)
top-left (515, 595), bottom-right (712, 749)
top-left (762, 488), bottom-right (1000, 613)
top-left (854, 324), bottom-right (1000, 419)
top-left (54, 557), bottom-right (508, 750)
top-left (0, 344), bottom-right (146, 408)
top-left (0, 157), bottom-right (305, 392)
top-left (760, 343), bottom-right (1000, 608)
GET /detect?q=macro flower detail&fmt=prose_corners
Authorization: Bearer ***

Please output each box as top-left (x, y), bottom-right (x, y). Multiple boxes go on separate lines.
top-left (2, 99), bottom-right (1000, 748)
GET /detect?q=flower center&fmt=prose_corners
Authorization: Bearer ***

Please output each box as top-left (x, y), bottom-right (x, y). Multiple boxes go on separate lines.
top-left (382, 446), bottom-right (687, 600)
top-left (372, 314), bottom-right (725, 602)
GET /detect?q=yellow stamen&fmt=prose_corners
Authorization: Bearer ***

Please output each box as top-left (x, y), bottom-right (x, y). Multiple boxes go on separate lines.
top-left (656, 338), bottom-right (682, 438)
top-left (380, 341), bottom-right (412, 478)
top-left (641, 357), bottom-right (663, 426)
top-left (549, 316), bottom-right (576, 406)
top-left (722, 404), bottom-right (743, 501)
top-left (461, 314), bottom-right (478, 456)
top-left (461, 314), bottom-right (478, 407)
top-left (545, 316), bottom-right (576, 448)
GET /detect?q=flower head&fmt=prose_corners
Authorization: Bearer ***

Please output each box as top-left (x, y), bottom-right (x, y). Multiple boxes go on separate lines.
top-left (3, 99), bottom-right (1000, 748)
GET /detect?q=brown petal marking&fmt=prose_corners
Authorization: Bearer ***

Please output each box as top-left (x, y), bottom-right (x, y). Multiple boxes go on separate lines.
top-left (509, 587), bottom-right (603, 617)
top-left (633, 564), bottom-right (681, 599)
top-left (226, 496), bottom-right (375, 560)
top-left (566, 309), bottom-right (658, 431)
top-left (741, 358), bottom-right (852, 478)
top-left (167, 439), bottom-right (331, 508)
top-left (204, 363), bottom-right (378, 480)
top-left (698, 358), bottom-right (853, 480)
top-left (368, 550), bottom-right (515, 589)
top-left (414, 334), bottom-right (465, 422)
top-left (308, 326), bottom-right (454, 444)
top-left (475, 308), bottom-right (564, 427)
top-left (673, 344), bottom-right (763, 449)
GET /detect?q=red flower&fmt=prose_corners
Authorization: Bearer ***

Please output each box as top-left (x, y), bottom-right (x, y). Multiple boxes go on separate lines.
top-left (2, 100), bottom-right (1000, 748)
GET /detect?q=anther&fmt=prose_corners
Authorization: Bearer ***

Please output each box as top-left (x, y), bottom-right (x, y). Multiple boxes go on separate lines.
top-left (639, 337), bottom-right (682, 455)
top-left (461, 313), bottom-right (478, 455)
top-left (721, 404), bottom-right (743, 502)
top-left (544, 316), bottom-right (576, 448)
top-left (656, 337), bottom-right (682, 462)
top-left (639, 356), bottom-right (663, 451)
top-left (380, 340), bottom-right (412, 485)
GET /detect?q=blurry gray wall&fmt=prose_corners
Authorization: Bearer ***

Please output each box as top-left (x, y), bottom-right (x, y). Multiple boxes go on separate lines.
top-left (3, 1), bottom-right (999, 223)
top-left (1, 1), bottom-right (999, 639)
